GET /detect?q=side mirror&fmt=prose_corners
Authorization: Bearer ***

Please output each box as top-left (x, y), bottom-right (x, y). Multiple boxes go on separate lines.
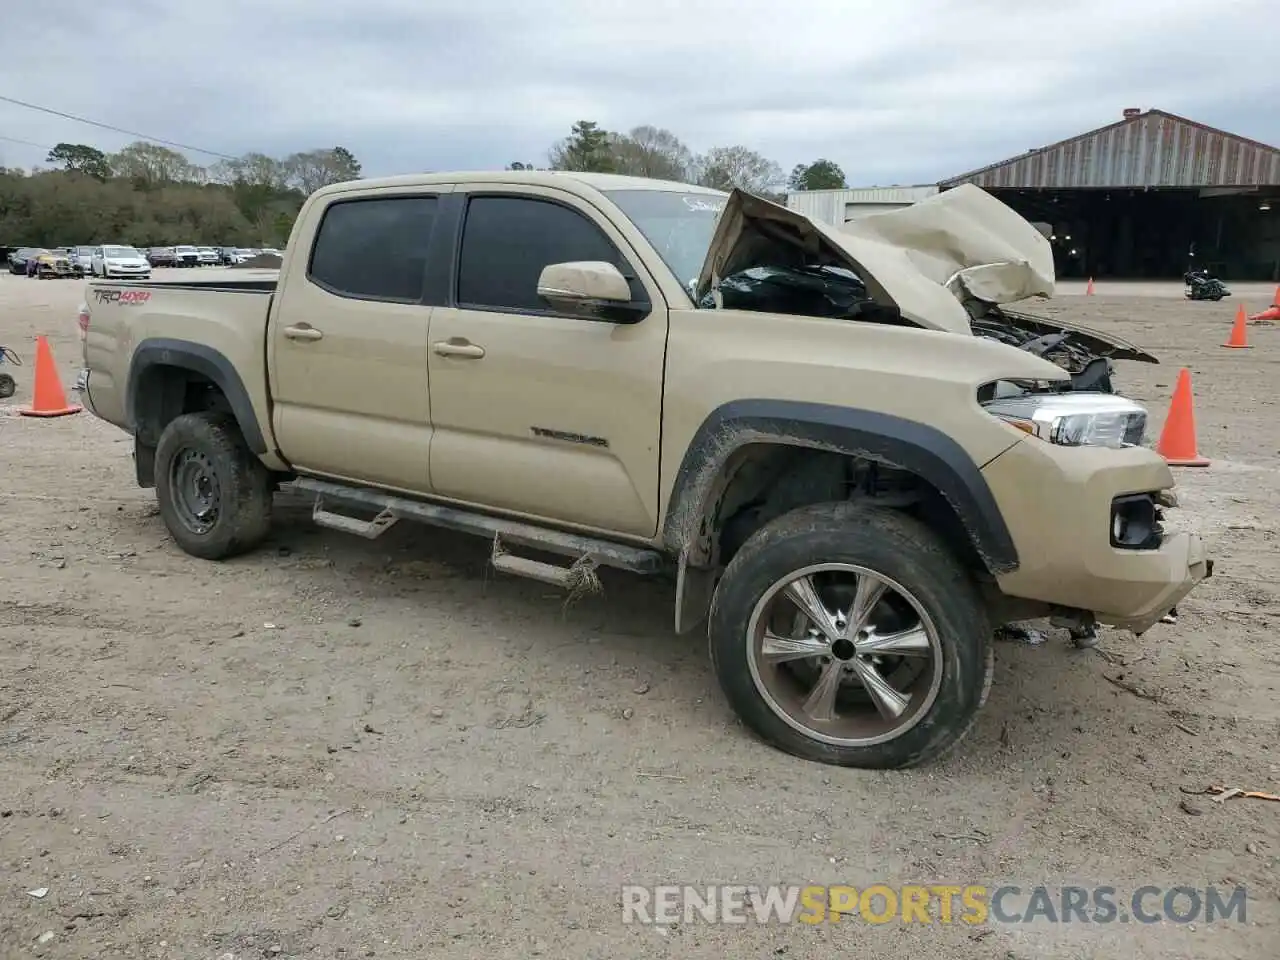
top-left (537, 261), bottom-right (633, 308)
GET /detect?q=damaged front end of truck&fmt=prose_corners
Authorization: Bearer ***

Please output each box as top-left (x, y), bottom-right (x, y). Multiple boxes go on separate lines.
top-left (694, 184), bottom-right (1157, 392)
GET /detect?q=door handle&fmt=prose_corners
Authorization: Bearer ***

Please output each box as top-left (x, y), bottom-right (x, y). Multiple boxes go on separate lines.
top-left (283, 324), bottom-right (323, 342)
top-left (432, 339), bottom-right (485, 359)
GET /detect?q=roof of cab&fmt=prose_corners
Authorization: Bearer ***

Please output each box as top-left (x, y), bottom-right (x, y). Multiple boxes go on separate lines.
top-left (308, 169), bottom-right (728, 200)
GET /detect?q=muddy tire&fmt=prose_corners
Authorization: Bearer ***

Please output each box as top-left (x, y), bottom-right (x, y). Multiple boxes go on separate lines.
top-left (708, 501), bottom-right (992, 769)
top-left (154, 413), bottom-right (272, 560)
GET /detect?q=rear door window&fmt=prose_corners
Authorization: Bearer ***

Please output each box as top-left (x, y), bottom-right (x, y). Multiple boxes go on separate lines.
top-left (308, 196), bottom-right (438, 302)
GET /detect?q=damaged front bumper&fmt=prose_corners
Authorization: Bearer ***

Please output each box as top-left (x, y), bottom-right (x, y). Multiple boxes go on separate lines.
top-left (981, 439), bottom-right (1213, 634)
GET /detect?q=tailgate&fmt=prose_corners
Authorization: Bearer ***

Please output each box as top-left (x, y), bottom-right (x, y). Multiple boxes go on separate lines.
top-left (79, 277), bottom-right (276, 436)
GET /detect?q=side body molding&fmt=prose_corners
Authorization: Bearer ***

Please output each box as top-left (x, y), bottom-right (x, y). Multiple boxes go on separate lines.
top-left (661, 399), bottom-right (1020, 575)
top-left (127, 338), bottom-right (268, 454)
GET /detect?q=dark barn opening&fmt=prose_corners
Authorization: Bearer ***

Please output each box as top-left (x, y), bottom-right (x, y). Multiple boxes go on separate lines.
top-left (940, 110), bottom-right (1280, 283)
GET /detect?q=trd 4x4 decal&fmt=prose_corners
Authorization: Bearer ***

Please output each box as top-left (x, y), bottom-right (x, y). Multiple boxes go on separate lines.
top-left (93, 289), bottom-right (152, 304)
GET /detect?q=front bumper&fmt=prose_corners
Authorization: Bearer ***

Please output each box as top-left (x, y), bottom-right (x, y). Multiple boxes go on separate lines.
top-left (982, 439), bottom-right (1213, 634)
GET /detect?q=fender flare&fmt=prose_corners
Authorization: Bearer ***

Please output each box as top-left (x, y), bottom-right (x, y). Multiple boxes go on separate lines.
top-left (127, 338), bottom-right (267, 454)
top-left (661, 399), bottom-right (1019, 575)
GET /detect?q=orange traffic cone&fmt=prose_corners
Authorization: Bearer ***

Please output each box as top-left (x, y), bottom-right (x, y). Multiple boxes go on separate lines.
top-left (1223, 304), bottom-right (1252, 348)
top-left (1271, 284), bottom-right (1280, 308)
top-left (1155, 368), bottom-right (1209, 467)
top-left (1249, 304), bottom-right (1280, 323)
top-left (18, 336), bottom-right (82, 418)
top-left (1085, 277), bottom-right (1095, 296)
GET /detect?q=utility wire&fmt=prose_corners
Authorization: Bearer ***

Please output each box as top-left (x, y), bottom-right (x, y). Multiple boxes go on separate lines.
top-left (0, 94), bottom-right (237, 160)
top-left (0, 133), bottom-right (53, 151)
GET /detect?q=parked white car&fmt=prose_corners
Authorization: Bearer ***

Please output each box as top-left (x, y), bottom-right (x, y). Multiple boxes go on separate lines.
top-left (91, 245), bottom-right (152, 279)
top-left (197, 246), bottom-right (220, 266)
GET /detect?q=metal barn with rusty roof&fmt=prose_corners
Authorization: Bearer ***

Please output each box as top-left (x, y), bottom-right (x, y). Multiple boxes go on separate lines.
top-left (939, 108), bottom-right (1280, 282)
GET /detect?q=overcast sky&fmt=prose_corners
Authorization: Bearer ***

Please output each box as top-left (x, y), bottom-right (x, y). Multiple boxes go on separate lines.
top-left (2, 0), bottom-right (1275, 185)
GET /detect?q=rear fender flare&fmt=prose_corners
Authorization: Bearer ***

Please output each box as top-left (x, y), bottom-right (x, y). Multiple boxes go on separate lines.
top-left (661, 399), bottom-right (1019, 575)
top-left (127, 338), bottom-right (267, 454)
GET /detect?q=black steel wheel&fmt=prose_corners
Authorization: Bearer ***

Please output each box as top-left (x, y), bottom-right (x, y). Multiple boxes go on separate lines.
top-left (154, 413), bottom-right (273, 560)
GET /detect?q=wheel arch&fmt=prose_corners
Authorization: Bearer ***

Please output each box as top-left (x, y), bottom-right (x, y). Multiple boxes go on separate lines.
top-left (127, 338), bottom-right (267, 484)
top-left (663, 400), bottom-right (1020, 633)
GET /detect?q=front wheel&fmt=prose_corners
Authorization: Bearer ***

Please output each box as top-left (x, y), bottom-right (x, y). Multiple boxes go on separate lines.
top-left (708, 502), bottom-right (993, 769)
top-left (154, 412), bottom-right (273, 560)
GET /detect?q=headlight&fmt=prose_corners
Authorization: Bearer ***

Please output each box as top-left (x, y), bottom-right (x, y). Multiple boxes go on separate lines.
top-left (983, 392), bottom-right (1147, 448)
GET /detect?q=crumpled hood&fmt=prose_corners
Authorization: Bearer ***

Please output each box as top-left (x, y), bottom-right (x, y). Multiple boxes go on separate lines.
top-left (695, 183), bottom-right (1055, 336)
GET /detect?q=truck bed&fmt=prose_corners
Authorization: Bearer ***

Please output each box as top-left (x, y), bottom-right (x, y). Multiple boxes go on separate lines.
top-left (81, 275), bottom-right (279, 439)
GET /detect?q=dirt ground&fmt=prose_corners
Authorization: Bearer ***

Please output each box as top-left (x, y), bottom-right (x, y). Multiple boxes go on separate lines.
top-left (1, 269), bottom-right (1277, 959)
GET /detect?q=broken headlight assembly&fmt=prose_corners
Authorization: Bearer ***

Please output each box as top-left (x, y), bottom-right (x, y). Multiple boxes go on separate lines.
top-left (982, 391), bottom-right (1148, 448)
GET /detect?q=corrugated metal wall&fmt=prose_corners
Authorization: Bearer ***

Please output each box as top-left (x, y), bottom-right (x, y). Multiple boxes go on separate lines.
top-left (942, 111), bottom-right (1280, 190)
top-left (786, 185), bottom-right (939, 225)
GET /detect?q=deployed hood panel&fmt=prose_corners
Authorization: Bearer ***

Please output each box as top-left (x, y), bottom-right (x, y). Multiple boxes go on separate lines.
top-left (695, 190), bottom-right (972, 334)
top-left (695, 184), bottom-right (1058, 336)
top-left (839, 183), bottom-right (1056, 306)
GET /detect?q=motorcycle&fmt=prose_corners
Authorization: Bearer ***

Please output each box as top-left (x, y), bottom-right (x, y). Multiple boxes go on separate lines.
top-left (1184, 268), bottom-right (1230, 301)
top-left (0, 345), bottom-right (19, 400)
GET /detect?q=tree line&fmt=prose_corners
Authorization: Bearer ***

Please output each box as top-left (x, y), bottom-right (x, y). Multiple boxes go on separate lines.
top-left (0, 142), bottom-right (363, 248)
top-left (518, 120), bottom-right (847, 197)
top-left (1, 120), bottom-right (848, 248)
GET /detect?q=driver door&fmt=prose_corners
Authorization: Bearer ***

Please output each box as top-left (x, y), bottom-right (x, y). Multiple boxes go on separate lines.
top-left (425, 187), bottom-right (669, 537)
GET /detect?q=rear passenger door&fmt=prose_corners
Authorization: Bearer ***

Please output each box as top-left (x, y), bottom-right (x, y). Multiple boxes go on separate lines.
top-left (425, 187), bottom-right (669, 538)
top-left (268, 187), bottom-right (452, 493)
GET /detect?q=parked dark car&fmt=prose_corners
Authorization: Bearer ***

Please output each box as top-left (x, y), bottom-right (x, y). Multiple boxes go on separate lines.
top-left (8, 247), bottom-right (46, 274)
top-left (147, 247), bottom-right (176, 267)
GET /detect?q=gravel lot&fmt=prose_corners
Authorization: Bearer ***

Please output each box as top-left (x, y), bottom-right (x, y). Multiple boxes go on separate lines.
top-left (1, 268), bottom-right (1278, 959)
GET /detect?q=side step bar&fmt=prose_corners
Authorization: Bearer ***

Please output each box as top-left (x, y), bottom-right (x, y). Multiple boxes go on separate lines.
top-left (290, 477), bottom-right (665, 576)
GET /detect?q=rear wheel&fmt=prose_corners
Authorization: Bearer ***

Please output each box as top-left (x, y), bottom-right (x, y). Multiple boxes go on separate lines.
top-left (154, 413), bottom-right (273, 560)
top-left (708, 501), bottom-right (992, 769)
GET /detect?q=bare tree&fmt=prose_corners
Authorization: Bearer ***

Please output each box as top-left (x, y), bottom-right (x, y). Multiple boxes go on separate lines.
top-left (108, 142), bottom-right (201, 188)
top-left (609, 125), bottom-right (695, 182)
top-left (696, 145), bottom-right (784, 195)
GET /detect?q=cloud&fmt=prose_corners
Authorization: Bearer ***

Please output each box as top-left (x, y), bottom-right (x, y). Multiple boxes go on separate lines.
top-left (2, 0), bottom-right (1276, 184)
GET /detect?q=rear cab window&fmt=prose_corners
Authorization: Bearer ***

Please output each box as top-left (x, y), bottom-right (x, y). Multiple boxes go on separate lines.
top-left (307, 196), bottom-right (439, 302)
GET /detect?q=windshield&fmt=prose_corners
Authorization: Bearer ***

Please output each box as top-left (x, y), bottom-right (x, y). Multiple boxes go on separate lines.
top-left (103, 245), bottom-right (139, 258)
top-left (174, 246), bottom-right (196, 253)
top-left (75, 246), bottom-right (94, 256)
top-left (604, 189), bottom-right (727, 294)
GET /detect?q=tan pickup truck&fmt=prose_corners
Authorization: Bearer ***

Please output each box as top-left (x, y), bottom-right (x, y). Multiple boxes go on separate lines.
top-left (75, 171), bottom-right (1211, 769)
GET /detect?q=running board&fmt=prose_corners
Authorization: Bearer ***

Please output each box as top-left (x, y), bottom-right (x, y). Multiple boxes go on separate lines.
top-left (289, 477), bottom-right (664, 575)
top-left (312, 502), bottom-right (398, 539)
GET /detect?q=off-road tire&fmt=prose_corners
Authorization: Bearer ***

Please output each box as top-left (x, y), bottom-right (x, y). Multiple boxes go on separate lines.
top-left (0, 373), bottom-right (15, 400)
top-left (154, 412), bottom-right (273, 560)
top-left (708, 501), bottom-right (993, 769)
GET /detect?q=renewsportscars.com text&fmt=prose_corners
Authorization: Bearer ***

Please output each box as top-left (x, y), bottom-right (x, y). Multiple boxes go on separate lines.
top-left (621, 884), bottom-right (1247, 926)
